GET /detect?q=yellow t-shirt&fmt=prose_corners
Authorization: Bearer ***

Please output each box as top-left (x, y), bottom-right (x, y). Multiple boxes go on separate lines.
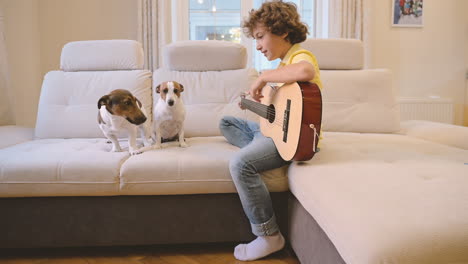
top-left (278, 43), bottom-right (323, 89)
top-left (278, 43), bottom-right (323, 149)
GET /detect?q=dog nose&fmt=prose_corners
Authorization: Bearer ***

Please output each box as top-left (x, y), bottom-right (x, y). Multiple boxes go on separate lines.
top-left (168, 100), bottom-right (174, 106)
top-left (136, 116), bottom-right (147, 125)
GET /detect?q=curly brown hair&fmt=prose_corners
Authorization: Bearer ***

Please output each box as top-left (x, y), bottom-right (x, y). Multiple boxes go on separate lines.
top-left (242, 1), bottom-right (309, 44)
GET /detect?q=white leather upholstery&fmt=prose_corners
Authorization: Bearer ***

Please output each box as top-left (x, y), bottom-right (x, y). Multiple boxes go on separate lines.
top-left (60, 40), bottom-right (144, 71)
top-left (0, 138), bottom-right (124, 197)
top-left (120, 137), bottom-right (288, 195)
top-left (34, 70), bottom-right (152, 139)
top-left (400, 120), bottom-right (468, 150)
top-left (321, 69), bottom-right (400, 133)
top-left (163, 40), bottom-right (247, 71)
top-left (0, 136), bottom-right (287, 197)
top-left (153, 68), bottom-right (259, 137)
top-left (301, 38), bottom-right (364, 70)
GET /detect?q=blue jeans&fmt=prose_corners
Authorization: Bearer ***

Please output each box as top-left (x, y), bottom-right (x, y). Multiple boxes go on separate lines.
top-left (219, 116), bottom-right (290, 236)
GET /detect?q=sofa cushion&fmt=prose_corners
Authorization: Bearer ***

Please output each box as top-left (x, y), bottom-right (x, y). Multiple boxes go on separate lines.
top-left (60, 40), bottom-right (144, 71)
top-left (153, 68), bottom-right (259, 137)
top-left (288, 132), bottom-right (468, 264)
top-left (163, 40), bottom-right (247, 71)
top-left (400, 120), bottom-right (468, 150)
top-left (0, 138), bottom-right (129, 197)
top-left (301, 38), bottom-right (364, 70)
top-left (34, 70), bottom-right (152, 139)
top-left (119, 136), bottom-right (288, 195)
top-left (321, 69), bottom-right (400, 133)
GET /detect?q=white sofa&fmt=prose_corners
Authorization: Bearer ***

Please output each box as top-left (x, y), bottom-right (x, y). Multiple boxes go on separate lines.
top-left (1, 39), bottom-right (468, 264)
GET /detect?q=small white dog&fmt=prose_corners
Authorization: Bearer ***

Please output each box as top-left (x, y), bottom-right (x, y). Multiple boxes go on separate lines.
top-left (153, 81), bottom-right (187, 149)
top-left (98, 89), bottom-right (152, 155)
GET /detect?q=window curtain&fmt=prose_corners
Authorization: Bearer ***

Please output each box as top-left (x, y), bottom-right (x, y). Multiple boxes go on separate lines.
top-left (138, 0), bottom-right (189, 70)
top-left (328, 0), bottom-right (371, 67)
top-left (0, 8), bottom-right (15, 125)
top-left (138, 0), bottom-right (158, 71)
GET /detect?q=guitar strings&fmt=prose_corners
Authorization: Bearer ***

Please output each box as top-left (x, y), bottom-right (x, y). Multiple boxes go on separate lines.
top-left (241, 100), bottom-right (285, 127)
top-left (241, 100), bottom-right (283, 126)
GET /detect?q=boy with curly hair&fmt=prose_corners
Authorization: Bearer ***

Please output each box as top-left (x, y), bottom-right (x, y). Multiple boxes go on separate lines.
top-left (219, 0), bottom-right (323, 261)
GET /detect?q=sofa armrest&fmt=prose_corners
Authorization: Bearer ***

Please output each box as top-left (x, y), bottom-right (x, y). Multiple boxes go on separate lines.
top-left (0, 125), bottom-right (34, 149)
top-left (399, 120), bottom-right (468, 150)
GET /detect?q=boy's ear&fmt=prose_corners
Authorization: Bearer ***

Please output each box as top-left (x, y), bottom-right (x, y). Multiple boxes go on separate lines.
top-left (281, 32), bottom-right (289, 39)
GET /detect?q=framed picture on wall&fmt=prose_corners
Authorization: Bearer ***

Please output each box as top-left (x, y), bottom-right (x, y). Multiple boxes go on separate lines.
top-left (392, 0), bottom-right (424, 27)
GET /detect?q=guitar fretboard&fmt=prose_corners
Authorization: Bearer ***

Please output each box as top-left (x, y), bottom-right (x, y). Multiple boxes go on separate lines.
top-left (240, 98), bottom-right (269, 120)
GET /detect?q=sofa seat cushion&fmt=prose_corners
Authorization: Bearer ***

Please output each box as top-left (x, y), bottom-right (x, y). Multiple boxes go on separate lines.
top-left (0, 139), bottom-right (129, 197)
top-left (288, 132), bottom-right (468, 264)
top-left (120, 136), bottom-right (289, 195)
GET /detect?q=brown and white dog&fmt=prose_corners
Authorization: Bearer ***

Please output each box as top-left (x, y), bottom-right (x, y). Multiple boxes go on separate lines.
top-left (98, 89), bottom-right (152, 155)
top-left (153, 81), bottom-right (187, 149)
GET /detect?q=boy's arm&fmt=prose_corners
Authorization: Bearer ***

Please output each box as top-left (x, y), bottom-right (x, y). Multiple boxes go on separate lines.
top-left (249, 61), bottom-right (315, 102)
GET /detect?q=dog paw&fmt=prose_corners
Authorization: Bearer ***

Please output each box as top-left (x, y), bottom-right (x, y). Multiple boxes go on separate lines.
top-left (153, 144), bottom-right (162, 150)
top-left (111, 148), bottom-right (123, 152)
top-left (180, 141), bottom-right (188, 148)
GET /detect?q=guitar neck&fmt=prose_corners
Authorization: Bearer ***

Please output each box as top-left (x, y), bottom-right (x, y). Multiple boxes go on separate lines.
top-left (240, 97), bottom-right (269, 120)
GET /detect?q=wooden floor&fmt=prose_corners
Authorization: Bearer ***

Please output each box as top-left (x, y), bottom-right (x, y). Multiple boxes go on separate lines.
top-left (0, 243), bottom-right (300, 264)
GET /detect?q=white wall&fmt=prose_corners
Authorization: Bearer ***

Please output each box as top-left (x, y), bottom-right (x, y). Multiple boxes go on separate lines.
top-left (0, 0), bottom-right (138, 127)
top-left (369, 0), bottom-right (468, 125)
top-left (38, 0), bottom-right (139, 77)
top-left (0, 0), bottom-right (41, 127)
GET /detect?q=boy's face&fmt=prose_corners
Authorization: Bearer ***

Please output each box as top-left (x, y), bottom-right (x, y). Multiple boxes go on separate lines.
top-left (253, 24), bottom-right (291, 61)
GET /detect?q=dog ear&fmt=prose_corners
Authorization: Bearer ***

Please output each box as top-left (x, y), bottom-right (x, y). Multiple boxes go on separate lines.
top-left (98, 95), bottom-right (110, 109)
top-left (156, 84), bottom-right (161, 94)
top-left (179, 84), bottom-right (184, 92)
top-left (136, 98), bottom-right (143, 108)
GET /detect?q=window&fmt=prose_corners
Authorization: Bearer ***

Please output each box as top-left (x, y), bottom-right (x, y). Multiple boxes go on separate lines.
top-left (189, 0), bottom-right (241, 42)
top-left (188, 0), bottom-right (328, 71)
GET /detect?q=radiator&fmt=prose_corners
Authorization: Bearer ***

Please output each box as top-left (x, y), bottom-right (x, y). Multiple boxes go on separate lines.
top-left (398, 97), bottom-right (454, 124)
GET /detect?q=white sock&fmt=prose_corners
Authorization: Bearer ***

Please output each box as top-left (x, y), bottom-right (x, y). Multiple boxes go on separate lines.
top-left (234, 232), bottom-right (285, 261)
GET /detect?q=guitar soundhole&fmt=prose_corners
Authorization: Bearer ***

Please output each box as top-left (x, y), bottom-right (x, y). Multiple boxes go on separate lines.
top-left (267, 104), bottom-right (276, 123)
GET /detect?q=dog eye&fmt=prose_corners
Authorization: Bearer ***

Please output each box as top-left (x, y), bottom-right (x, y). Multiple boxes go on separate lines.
top-left (163, 89), bottom-right (168, 94)
top-left (174, 89), bottom-right (178, 93)
top-left (125, 101), bottom-right (131, 105)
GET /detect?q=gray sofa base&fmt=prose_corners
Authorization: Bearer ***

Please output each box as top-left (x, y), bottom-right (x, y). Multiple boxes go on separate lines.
top-left (289, 193), bottom-right (346, 264)
top-left (0, 192), bottom-right (288, 248)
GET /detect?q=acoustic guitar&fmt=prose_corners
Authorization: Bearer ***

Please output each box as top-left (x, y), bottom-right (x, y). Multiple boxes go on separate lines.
top-left (240, 82), bottom-right (322, 161)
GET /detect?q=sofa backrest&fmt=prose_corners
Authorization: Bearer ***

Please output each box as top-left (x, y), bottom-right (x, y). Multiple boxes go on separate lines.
top-left (302, 38), bottom-right (400, 133)
top-left (154, 40), bottom-right (258, 137)
top-left (34, 40), bottom-right (152, 139)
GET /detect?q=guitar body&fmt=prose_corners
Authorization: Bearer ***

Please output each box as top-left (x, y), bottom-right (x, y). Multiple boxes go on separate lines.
top-left (249, 82), bottom-right (322, 161)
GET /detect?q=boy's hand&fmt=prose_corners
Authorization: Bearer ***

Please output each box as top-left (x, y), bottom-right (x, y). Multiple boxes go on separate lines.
top-left (249, 77), bottom-right (266, 102)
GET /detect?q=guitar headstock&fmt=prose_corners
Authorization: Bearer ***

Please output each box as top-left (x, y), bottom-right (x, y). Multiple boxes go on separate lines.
top-left (239, 92), bottom-right (248, 110)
